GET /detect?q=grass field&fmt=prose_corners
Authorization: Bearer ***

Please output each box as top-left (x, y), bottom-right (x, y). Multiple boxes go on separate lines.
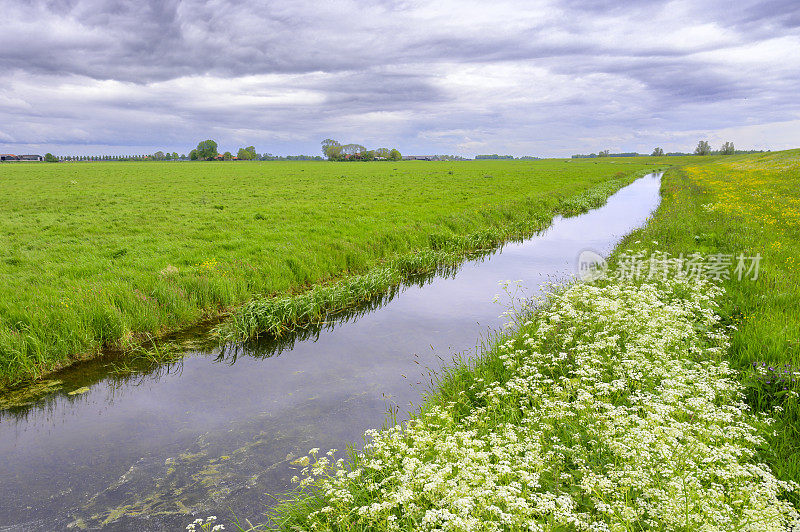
top-left (258, 150), bottom-right (800, 530)
top-left (0, 158), bottom-right (677, 388)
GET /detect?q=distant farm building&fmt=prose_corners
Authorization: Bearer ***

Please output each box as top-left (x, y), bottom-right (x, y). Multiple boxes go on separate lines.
top-left (402, 155), bottom-right (434, 161)
top-left (0, 154), bottom-right (19, 161)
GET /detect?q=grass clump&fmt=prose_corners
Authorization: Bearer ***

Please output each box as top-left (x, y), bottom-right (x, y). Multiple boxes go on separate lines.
top-left (215, 250), bottom-right (450, 341)
top-left (108, 333), bottom-right (183, 375)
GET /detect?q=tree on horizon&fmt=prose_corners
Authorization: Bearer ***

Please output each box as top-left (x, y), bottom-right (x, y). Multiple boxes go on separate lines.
top-left (196, 139), bottom-right (219, 160)
top-left (694, 140), bottom-right (711, 155)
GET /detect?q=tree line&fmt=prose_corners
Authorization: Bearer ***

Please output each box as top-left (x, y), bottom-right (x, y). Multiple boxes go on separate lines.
top-left (321, 139), bottom-right (402, 161)
top-left (45, 153), bottom-right (185, 161)
top-left (475, 154), bottom-right (540, 160)
top-left (37, 138), bottom-right (759, 163)
top-left (572, 151), bottom-right (645, 158)
top-left (187, 141), bottom-right (324, 161)
top-left (43, 140), bottom-right (324, 163)
top-left (572, 141), bottom-right (752, 159)
top-left (692, 140), bottom-right (738, 156)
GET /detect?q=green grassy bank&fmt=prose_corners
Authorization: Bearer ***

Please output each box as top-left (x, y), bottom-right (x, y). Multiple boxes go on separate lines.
top-left (607, 149), bottom-right (800, 499)
top-left (0, 158), bottom-right (678, 388)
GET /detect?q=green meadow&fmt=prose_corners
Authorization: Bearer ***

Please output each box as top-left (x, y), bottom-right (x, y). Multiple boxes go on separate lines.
top-left (0, 158), bottom-right (676, 387)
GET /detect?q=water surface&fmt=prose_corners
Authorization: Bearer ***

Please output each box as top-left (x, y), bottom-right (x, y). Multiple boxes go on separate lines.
top-left (0, 173), bottom-right (662, 531)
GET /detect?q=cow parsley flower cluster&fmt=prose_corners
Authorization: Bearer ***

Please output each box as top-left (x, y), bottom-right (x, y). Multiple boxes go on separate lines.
top-left (186, 515), bottom-right (224, 531)
top-left (287, 277), bottom-right (799, 530)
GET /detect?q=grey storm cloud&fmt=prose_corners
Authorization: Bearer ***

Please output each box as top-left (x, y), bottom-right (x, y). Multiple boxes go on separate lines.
top-left (1, 0), bottom-right (799, 156)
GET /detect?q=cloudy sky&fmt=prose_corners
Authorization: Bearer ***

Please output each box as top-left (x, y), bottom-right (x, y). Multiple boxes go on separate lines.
top-left (1, 0), bottom-right (798, 157)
